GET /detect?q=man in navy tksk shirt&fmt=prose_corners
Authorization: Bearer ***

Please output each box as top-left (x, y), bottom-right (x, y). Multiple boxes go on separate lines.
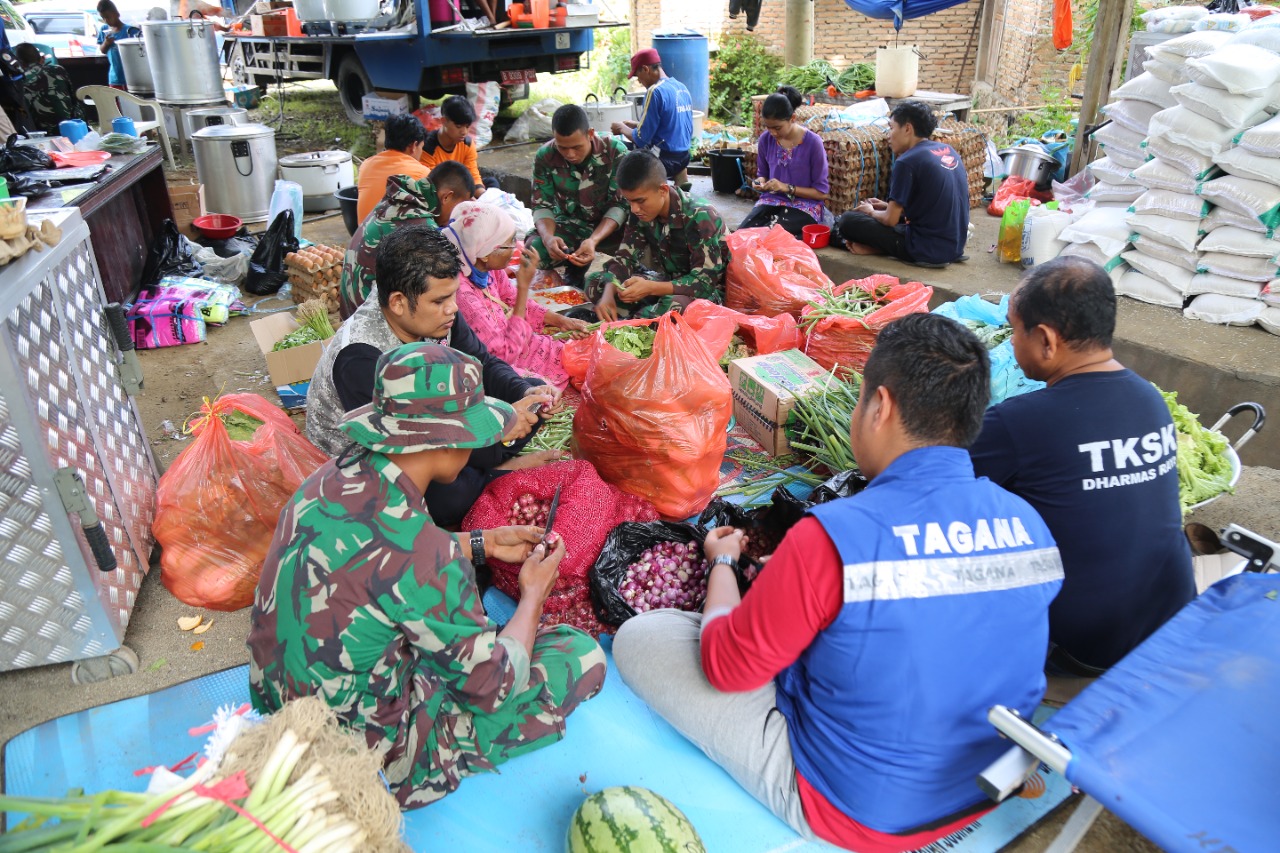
top-left (835, 100), bottom-right (969, 267)
top-left (970, 257), bottom-right (1196, 674)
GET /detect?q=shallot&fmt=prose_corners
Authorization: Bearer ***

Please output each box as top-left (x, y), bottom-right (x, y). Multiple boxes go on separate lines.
top-left (620, 541), bottom-right (710, 614)
top-left (509, 492), bottom-right (552, 527)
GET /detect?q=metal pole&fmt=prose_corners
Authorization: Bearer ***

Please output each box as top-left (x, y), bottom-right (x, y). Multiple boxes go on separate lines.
top-left (785, 0), bottom-right (814, 66)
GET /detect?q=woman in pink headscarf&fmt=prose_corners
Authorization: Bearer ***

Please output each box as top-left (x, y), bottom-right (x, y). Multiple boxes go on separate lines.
top-left (443, 201), bottom-right (589, 390)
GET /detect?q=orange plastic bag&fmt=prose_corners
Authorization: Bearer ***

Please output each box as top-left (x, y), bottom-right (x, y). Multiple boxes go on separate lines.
top-left (1053, 0), bottom-right (1072, 50)
top-left (726, 226), bottom-right (834, 318)
top-left (153, 393), bottom-right (328, 611)
top-left (801, 275), bottom-right (934, 377)
top-left (562, 309), bottom-right (733, 385)
top-left (573, 312), bottom-right (732, 519)
top-left (682, 299), bottom-right (800, 354)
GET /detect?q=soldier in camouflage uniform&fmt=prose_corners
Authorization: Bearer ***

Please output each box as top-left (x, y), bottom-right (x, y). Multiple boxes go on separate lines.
top-left (15, 45), bottom-right (83, 135)
top-left (527, 105), bottom-right (629, 286)
top-left (250, 343), bottom-right (606, 809)
top-left (587, 150), bottom-right (729, 321)
top-left (339, 174), bottom-right (440, 320)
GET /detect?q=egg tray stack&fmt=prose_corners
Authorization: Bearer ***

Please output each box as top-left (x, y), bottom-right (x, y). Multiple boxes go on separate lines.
top-left (285, 245), bottom-right (344, 313)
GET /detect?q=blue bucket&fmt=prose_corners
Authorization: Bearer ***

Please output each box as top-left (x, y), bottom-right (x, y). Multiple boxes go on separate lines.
top-left (653, 29), bottom-right (709, 115)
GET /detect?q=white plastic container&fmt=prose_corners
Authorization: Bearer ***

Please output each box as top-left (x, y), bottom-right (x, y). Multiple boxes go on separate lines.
top-left (876, 46), bottom-right (919, 99)
top-left (267, 180), bottom-right (304, 240)
top-left (292, 0), bottom-right (382, 22)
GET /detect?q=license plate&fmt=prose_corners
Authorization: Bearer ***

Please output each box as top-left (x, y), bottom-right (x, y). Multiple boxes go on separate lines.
top-left (500, 68), bottom-right (537, 85)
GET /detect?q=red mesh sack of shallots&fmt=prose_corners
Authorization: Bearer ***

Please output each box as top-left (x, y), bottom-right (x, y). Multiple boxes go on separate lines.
top-left (725, 225), bottom-right (833, 318)
top-left (461, 459), bottom-right (659, 635)
top-left (802, 275), bottom-right (934, 377)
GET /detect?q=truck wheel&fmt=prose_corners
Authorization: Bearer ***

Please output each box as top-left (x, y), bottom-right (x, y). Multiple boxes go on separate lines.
top-left (336, 54), bottom-right (374, 126)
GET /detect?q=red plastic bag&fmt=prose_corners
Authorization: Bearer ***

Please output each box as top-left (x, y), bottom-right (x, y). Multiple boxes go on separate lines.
top-left (573, 312), bottom-right (732, 519)
top-left (725, 226), bottom-right (834, 318)
top-left (461, 460), bottom-right (659, 636)
top-left (562, 311), bottom-right (732, 385)
top-left (153, 394), bottom-right (328, 611)
top-left (802, 275), bottom-right (934, 377)
top-left (682, 299), bottom-right (800, 354)
top-left (987, 176), bottom-right (1055, 217)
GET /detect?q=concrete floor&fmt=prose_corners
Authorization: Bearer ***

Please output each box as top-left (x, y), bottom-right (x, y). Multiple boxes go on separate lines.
top-left (0, 147), bottom-right (1276, 852)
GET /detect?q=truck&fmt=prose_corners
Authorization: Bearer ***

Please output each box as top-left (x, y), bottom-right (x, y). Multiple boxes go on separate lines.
top-left (226, 1), bottom-right (622, 125)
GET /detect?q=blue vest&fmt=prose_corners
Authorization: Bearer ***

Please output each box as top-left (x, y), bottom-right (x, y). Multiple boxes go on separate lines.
top-left (784, 447), bottom-right (1063, 833)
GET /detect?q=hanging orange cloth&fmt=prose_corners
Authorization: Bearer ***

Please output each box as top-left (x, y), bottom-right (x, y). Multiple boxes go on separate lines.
top-left (1053, 0), bottom-right (1073, 50)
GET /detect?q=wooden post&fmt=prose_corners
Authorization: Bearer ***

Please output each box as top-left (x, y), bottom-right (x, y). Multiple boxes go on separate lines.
top-left (1069, 0), bottom-right (1136, 175)
top-left (785, 0), bottom-right (814, 66)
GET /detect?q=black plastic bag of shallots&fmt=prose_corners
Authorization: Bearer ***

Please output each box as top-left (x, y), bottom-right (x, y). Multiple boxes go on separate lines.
top-left (589, 521), bottom-right (705, 627)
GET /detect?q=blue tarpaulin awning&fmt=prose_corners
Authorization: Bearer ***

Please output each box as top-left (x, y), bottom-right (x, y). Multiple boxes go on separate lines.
top-left (843, 0), bottom-right (972, 30)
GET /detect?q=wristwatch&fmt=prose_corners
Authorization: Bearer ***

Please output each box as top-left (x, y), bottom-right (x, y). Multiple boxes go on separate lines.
top-left (711, 554), bottom-right (737, 569)
top-left (470, 530), bottom-right (487, 568)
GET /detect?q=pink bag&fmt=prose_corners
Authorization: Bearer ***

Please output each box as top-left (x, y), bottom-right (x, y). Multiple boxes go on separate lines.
top-left (127, 297), bottom-right (207, 349)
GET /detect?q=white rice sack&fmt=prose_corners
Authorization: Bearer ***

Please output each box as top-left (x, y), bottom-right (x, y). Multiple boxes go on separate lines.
top-left (1150, 19), bottom-right (1199, 35)
top-left (1197, 175), bottom-right (1280, 228)
top-left (1020, 209), bottom-right (1075, 270)
top-left (1142, 6), bottom-right (1208, 28)
top-left (1086, 182), bottom-right (1145, 204)
top-left (1101, 99), bottom-right (1164, 135)
top-left (1109, 262), bottom-right (1129, 289)
top-left (1142, 136), bottom-right (1218, 179)
top-left (1094, 121), bottom-right (1146, 152)
top-left (1130, 158), bottom-right (1203, 194)
top-left (1186, 273), bottom-right (1265, 299)
top-left (1116, 269), bottom-right (1185, 307)
top-left (1197, 225), bottom-right (1280, 259)
top-left (1236, 113), bottom-right (1280, 157)
top-left (1102, 145), bottom-right (1147, 170)
top-left (1194, 13), bottom-right (1250, 33)
top-left (1058, 207), bottom-right (1133, 257)
top-left (1184, 293), bottom-right (1264, 325)
top-left (1130, 188), bottom-right (1212, 221)
top-left (1148, 106), bottom-right (1246, 156)
top-left (1259, 307), bottom-right (1280, 336)
top-left (1186, 45), bottom-right (1280, 95)
top-left (1123, 248), bottom-right (1197, 293)
top-left (1062, 242), bottom-right (1126, 272)
top-left (1170, 81), bottom-right (1276, 129)
top-left (1112, 73), bottom-right (1178, 108)
top-left (1204, 206), bottom-right (1274, 236)
top-left (1147, 30), bottom-right (1235, 64)
top-left (1146, 59), bottom-right (1192, 85)
top-left (1214, 147), bottom-right (1280, 185)
top-left (1199, 250), bottom-right (1280, 282)
top-left (1089, 156), bottom-right (1140, 186)
top-left (1127, 212), bottom-right (1204, 252)
top-left (1226, 27), bottom-right (1280, 55)
top-left (1130, 235), bottom-right (1201, 272)
top-left (1265, 280), bottom-right (1280, 306)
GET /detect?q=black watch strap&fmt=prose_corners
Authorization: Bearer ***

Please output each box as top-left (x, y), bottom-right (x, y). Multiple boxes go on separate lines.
top-left (470, 530), bottom-right (486, 567)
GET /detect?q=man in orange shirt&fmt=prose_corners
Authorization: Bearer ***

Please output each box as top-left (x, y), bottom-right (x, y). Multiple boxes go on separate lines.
top-left (420, 96), bottom-right (485, 197)
top-left (356, 114), bottom-right (431, 223)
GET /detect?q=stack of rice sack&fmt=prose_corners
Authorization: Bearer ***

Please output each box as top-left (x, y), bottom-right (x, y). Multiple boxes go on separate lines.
top-left (285, 244), bottom-right (344, 314)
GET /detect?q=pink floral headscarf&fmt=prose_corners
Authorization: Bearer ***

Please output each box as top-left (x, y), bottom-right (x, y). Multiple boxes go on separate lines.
top-left (443, 200), bottom-right (516, 285)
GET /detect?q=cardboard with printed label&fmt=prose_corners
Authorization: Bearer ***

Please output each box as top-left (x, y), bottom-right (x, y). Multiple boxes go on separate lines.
top-left (250, 312), bottom-right (335, 388)
top-left (729, 349), bottom-right (830, 457)
top-left (168, 183), bottom-right (205, 241)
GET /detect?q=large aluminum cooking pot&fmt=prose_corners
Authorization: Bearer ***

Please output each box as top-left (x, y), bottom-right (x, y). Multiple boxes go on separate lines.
top-left (582, 89), bottom-right (636, 136)
top-left (279, 151), bottom-right (356, 212)
top-left (998, 144), bottom-right (1058, 190)
top-left (116, 38), bottom-right (153, 97)
top-left (186, 106), bottom-right (249, 138)
top-left (192, 124), bottom-right (279, 223)
top-left (142, 20), bottom-right (222, 105)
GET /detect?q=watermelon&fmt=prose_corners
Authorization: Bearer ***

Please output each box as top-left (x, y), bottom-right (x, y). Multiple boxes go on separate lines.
top-left (566, 786), bottom-right (706, 853)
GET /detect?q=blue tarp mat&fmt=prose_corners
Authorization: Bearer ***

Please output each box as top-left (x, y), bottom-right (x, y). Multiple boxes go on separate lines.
top-left (843, 0), bottom-right (971, 30)
top-left (1047, 572), bottom-right (1280, 853)
top-left (4, 594), bottom-right (1073, 851)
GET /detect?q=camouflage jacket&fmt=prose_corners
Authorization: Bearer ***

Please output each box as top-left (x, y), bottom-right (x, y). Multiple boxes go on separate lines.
top-left (338, 174), bottom-right (440, 319)
top-left (531, 135), bottom-right (629, 230)
top-left (21, 63), bottom-right (83, 135)
top-left (247, 451), bottom-right (531, 801)
top-left (598, 186), bottom-right (730, 301)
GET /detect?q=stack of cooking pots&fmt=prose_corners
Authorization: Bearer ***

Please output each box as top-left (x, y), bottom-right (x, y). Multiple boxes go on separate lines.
top-left (142, 20), bottom-right (227, 148)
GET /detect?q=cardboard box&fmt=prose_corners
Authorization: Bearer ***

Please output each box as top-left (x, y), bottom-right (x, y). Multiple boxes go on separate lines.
top-left (250, 312), bottom-right (331, 388)
top-left (168, 182), bottom-right (205, 241)
top-left (362, 93), bottom-right (410, 122)
top-left (729, 349), bottom-right (831, 456)
top-left (249, 10), bottom-right (299, 36)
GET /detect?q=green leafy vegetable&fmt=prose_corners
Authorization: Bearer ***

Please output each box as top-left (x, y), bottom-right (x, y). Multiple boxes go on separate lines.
top-left (955, 317), bottom-right (1015, 349)
top-left (801, 284), bottom-right (893, 332)
top-left (835, 63), bottom-right (876, 94)
top-left (1161, 388), bottom-right (1234, 510)
top-left (272, 327), bottom-right (322, 352)
top-left (221, 410), bottom-right (265, 442)
top-left (785, 370), bottom-right (862, 474)
top-left (603, 324), bottom-right (657, 359)
top-left (777, 59), bottom-right (840, 94)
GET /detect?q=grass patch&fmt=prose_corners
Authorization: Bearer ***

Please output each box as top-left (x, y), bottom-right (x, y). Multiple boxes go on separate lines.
top-left (246, 80), bottom-right (373, 159)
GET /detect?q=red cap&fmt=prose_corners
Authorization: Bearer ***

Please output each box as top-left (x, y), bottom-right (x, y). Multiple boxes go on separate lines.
top-left (629, 48), bottom-right (661, 78)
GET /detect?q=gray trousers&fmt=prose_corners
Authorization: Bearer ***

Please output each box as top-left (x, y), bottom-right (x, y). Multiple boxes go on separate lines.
top-left (612, 609), bottom-right (833, 847)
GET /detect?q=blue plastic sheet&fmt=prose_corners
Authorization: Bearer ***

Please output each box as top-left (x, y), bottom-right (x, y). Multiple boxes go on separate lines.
top-left (1047, 573), bottom-right (1280, 853)
top-left (842, 0), bottom-right (970, 29)
top-left (933, 295), bottom-right (1046, 406)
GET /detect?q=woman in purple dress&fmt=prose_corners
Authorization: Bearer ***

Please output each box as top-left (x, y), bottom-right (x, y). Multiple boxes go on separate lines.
top-left (739, 86), bottom-right (830, 238)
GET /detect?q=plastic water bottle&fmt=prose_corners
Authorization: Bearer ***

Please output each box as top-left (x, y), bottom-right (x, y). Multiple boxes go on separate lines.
top-left (267, 180), bottom-right (304, 242)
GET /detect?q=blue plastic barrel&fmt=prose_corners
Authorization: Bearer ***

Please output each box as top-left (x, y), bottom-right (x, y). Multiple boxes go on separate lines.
top-left (653, 29), bottom-right (709, 115)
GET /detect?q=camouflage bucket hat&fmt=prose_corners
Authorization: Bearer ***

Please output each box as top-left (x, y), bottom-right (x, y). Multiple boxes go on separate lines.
top-left (339, 343), bottom-right (517, 454)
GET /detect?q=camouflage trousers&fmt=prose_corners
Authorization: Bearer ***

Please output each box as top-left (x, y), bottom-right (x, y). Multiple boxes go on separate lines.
top-left (388, 624), bottom-right (607, 809)
top-left (526, 219), bottom-right (622, 271)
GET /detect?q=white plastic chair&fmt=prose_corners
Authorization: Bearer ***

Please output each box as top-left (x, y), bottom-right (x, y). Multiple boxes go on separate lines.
top-left (75, 85), bottom-right (176, 169)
